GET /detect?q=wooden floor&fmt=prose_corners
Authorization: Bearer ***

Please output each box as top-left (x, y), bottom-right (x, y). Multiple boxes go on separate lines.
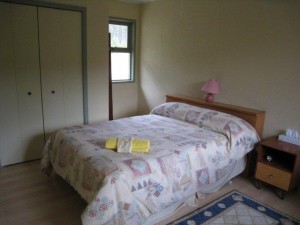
top-left (0, 160), bottom-right (299, 225)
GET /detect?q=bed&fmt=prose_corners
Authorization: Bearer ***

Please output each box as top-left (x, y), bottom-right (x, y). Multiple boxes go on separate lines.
top-left (41, 95), bottom-right (265, 225)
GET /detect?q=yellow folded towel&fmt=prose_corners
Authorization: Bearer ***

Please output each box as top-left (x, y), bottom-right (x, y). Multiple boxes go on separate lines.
top-left (105, 137), bottom-right (150, 153)
top-left (131, 139), bottom-right (150, 153)
top-left (105, 137), bottom-right (118, 150)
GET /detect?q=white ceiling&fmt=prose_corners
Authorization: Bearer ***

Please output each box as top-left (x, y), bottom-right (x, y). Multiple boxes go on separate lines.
top-left (120, 0), bottom-right (155, 4)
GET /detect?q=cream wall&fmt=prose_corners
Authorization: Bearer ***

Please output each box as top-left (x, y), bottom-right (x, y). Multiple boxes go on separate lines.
top-left (109, 0), bottom-right (140, 119)
top-left (139, 0), bottom-right (300, 138)
top-left (41, 0), bottom-right (110, 123)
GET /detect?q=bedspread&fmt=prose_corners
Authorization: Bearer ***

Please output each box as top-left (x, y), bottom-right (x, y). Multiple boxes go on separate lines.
top-left (41, 103), bottom-right (259, 225)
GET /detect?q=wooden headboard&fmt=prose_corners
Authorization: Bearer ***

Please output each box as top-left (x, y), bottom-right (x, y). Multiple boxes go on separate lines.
top-left (166, 95), bottom-right (266, 138)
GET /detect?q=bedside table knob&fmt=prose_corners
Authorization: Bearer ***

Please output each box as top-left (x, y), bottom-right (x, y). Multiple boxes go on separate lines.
top-left (269, 174), bottom-right (274, 179)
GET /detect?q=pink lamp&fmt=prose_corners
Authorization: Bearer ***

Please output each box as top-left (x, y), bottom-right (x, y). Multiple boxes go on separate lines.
top-left (201, 79), bottom-right (220, 103)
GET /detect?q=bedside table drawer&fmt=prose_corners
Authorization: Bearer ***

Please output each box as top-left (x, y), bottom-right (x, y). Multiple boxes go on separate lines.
top-left (255, 162), bottom-right (291, 191)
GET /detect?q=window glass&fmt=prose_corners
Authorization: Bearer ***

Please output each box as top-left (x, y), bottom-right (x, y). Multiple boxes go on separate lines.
top-left (111, 53), bottom-right (130, 80)
top-left (109, 24), bottom-right (128, 48)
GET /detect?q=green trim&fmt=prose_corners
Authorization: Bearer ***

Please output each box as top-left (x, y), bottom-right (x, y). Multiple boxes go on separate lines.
top-left (1, 0), bottom-right (84, 12)
top-left (81, 8), bottom-right (88, 124)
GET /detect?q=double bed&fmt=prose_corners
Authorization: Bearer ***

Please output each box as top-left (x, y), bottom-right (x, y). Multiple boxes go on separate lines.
top-left (41, 95), bottom-right (265, 225)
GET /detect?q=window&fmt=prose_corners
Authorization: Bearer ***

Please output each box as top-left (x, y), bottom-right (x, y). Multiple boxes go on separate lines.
top-left (109, 18), bottom-right (135, 82)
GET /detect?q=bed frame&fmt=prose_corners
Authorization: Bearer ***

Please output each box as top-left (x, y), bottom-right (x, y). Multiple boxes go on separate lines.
top-left (166, 94), bottom-right (266, 177)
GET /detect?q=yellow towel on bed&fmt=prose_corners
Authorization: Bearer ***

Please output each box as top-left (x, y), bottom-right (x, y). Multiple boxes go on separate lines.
top-left (105, 137), bottom-right (150, 153)
top-left (105, 137), bottom-right (118, 150)
top-left (131, 139), bottom-right (150, 153)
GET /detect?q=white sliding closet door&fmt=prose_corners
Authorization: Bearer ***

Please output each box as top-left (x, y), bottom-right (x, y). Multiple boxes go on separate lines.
top-left (38, 8), bottom-right (84, 139)
top-left (0, 3), bottom-right (44, 166)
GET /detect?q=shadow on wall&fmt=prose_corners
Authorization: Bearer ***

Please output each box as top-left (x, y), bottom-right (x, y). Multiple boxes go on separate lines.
top-left (138, 79), bottom-right (214, 116)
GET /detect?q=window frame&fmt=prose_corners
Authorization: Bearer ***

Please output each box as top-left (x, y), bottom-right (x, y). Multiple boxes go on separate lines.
top-left (109, 17), bottom-right (136, 83)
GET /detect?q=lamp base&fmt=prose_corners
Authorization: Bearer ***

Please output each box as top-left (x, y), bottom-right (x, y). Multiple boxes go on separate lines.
top-left (205, 93), bottom-right (215, 103)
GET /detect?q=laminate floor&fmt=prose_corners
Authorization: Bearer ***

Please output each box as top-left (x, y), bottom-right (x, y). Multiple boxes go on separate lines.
top-left (0, 160), bottom-right (299, 225)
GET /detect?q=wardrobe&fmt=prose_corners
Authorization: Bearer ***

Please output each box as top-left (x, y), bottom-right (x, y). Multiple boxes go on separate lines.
top-left (0, 1), bottom-right (87, 166)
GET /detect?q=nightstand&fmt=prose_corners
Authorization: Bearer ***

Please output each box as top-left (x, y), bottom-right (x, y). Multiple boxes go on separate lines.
top-left (254, 137), bottom-right (300, 199)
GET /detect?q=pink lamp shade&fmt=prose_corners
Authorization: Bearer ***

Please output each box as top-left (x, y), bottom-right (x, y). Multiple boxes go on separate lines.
top-left (201, 79), bottom-right (220, 103)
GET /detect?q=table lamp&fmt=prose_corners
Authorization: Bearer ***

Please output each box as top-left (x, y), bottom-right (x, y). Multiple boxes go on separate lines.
top-left (201, 79), bottom-right (220, 103)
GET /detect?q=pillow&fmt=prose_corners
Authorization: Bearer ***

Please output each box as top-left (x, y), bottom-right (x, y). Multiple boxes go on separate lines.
top-left (200, 110), bottom-right (260, 158)
top-left (151, 102), bottom-right (260, 158)
top-left (150, 102), bottom-right (217, 126)
top-left (150, 102), bottom-right (188, 121)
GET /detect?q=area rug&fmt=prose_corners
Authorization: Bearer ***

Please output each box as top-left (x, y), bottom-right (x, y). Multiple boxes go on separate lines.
top-left (168, 190), bottom-right (300, 225)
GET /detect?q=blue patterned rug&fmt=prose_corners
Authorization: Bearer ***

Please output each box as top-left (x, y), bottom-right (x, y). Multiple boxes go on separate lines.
top-left (169, 190), bottom-right (300, 225)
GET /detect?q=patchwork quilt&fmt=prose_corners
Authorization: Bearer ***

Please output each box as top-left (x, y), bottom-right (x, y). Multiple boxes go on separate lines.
top-left (41, 102), bottom-right (259, 225)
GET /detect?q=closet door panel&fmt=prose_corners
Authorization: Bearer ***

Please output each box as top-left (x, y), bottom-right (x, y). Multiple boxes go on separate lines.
top-left (0, 2), bottom-right (19, 166)
top-left (39, 8), bottom-right (83, 139)
top-left (0, 3), bottom-right (44, 166)
top-left (39, 8), bottom-right (65, 139)
top-left (12, 4), bottom-right (44, 147)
